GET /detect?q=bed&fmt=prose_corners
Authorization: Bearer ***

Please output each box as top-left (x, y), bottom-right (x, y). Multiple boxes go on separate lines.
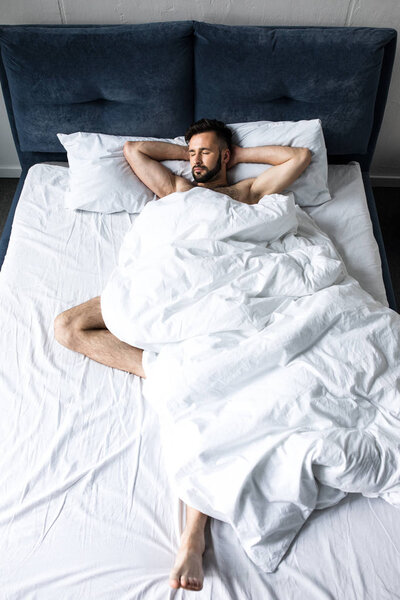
top-left (0, 22), bottom-right (399, 599)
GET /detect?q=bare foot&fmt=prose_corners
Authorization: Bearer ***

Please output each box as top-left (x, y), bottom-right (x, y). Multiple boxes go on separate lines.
top-left (169, 531), bottom-right (205, 591)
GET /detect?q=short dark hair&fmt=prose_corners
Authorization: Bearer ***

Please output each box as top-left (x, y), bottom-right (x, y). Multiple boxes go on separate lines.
top-left (185, 118), bottom-right (233, 151)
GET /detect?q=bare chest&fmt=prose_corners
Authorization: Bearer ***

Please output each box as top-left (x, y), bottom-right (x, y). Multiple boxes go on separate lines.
top-left (213, 185), bottom-right (243, 202)
top-left (180, 182), bottom-right (248, 203)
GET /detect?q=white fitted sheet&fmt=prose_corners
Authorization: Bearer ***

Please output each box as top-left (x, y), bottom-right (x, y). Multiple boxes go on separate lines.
top-left (306, 162), bottom-right (388, 307)
top-left (0, 163), bottom-right (398, 599)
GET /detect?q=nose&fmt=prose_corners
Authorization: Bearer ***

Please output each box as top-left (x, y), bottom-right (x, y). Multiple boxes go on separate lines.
top-left (192, 151), bottom-right (202, 164)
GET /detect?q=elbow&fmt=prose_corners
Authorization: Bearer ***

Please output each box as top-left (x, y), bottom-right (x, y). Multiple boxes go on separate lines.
top-left (300, 147), bottom-right (312, 166)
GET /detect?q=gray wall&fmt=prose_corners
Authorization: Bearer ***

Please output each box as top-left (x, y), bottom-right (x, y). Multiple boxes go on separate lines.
top-left (0, 0), bottom-right (399, 181)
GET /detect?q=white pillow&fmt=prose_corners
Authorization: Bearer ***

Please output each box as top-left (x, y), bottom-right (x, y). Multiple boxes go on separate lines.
top-left (57, 119), bottom-right (330, 213)
top-left (227, 119), bottom-right (331, 206)
top-left (57, 132), bottom-right (192, 213)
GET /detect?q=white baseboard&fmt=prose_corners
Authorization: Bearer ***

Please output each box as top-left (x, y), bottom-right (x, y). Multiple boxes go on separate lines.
top-left (0, 166), bottom-right (22, 178)
top-left (370, 174), bottom-right (400, 187)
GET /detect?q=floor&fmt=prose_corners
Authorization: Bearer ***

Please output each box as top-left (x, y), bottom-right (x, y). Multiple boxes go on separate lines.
top-left (373, 186), bottom-right (400, 310)
top-left (0, 177), bottom-right (399, 310)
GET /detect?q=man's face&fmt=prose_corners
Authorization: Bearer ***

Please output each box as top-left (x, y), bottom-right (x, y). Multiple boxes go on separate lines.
top-left (188, 131), bottom-right (227, 183)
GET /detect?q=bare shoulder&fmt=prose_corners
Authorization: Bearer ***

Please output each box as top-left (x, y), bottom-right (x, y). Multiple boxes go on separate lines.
top-left (175, 176), bottom-right (195, 194)
top-left (157, 174), bottom-right (194, 198)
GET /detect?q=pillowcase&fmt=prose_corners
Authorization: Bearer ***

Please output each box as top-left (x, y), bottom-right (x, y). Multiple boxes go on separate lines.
top-left (58, 118), bottom-right (330, 213)
top-left (57, 132), bottom-right (192, 213)
top-left (227, 119), bottom-right (331, 206)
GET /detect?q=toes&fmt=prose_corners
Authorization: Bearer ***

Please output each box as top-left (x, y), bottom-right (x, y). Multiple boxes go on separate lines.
top-left (169, 574), bottom-right (180, 589)
top-left (190, 577), bottom-right (202, 590)
top-left (182, 576), bottom-right (203, 591)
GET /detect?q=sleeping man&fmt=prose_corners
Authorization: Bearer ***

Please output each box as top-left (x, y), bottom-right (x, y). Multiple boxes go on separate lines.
top-left (54, 118), bottom-right (312, 591)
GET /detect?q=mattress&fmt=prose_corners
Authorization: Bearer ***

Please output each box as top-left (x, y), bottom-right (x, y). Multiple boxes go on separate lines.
top-left (1, 162), bottom-right (398, 599)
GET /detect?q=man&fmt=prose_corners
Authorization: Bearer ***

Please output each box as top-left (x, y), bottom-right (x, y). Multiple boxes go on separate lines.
top-left (54, 118), bottom-right (312, 592)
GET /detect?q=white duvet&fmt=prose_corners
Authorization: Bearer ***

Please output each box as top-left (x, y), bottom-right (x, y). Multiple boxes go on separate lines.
top-left (101, 186), bottom-right (400, 572)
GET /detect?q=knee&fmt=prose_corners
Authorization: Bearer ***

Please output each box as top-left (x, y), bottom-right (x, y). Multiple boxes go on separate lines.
top-left (54, 310), bottom-right (80, 350)
top-left (123, 140), bottom-right (140, 160)
top-left (123, 140), bottom-right (133, 159)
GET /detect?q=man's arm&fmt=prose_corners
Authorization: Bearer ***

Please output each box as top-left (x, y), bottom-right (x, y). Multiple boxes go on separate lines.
top-left (123, 140), bottom-right (189, 198)
top-left (229, 145), bottom-right (312, 203)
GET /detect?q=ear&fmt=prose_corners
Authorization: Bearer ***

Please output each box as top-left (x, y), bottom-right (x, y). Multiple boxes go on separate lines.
top-left (222, 148), bottom-right (230, 165)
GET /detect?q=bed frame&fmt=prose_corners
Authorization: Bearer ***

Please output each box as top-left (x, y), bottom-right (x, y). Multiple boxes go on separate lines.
top-left (0, 22), bottom-right (397, 309)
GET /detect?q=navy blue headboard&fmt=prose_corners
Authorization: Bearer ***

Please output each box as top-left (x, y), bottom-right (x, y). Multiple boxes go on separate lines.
top-left (194, 23), bottom-right (397, 172)
top-left (0, 22), bottom-right (397, 307)
top-left (0, 22), bottom-right (195, 170)
top-left (0, 22), bottom-right (397, 172)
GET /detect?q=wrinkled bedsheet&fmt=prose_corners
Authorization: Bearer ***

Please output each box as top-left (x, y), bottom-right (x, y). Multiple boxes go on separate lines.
top-left (101, 186), bottom-right (400, 572)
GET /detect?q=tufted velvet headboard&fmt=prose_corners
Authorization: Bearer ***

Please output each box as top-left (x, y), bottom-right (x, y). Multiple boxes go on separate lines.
top-left (0, 22), bottom-right (397, 171)
top-left (0, 22), bottom-right (397, 306)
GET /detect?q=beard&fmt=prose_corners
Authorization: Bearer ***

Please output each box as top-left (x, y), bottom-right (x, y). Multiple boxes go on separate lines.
top-left (192, 151), bottom-right (222, 183)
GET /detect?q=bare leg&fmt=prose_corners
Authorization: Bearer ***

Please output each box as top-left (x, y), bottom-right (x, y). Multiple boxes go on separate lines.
top-left (54, 296), bottom-right (146, 378)
top-left (169, 505), bottom-right (208, 591)
top-left (56, 301), bottom-right (206, 586)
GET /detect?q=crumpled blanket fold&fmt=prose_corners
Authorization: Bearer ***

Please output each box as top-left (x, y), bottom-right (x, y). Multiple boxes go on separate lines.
top-left (101, 187), bottom-right (400, 572)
